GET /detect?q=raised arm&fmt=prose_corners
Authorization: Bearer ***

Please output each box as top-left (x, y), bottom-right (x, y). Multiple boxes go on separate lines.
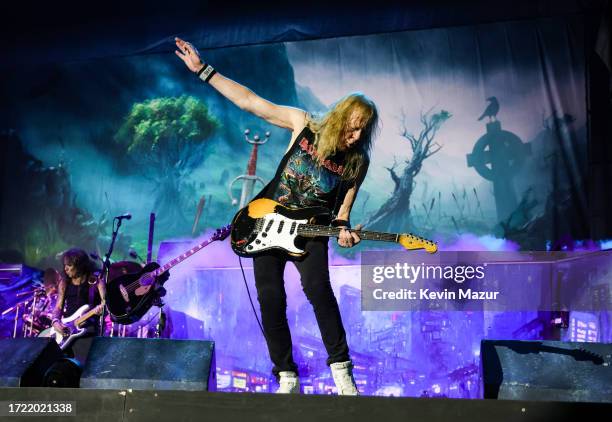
top-left (175, 37), bottom-right (305, 132)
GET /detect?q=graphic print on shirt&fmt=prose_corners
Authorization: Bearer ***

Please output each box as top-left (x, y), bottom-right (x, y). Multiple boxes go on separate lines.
top-left (270, 136), bottom-right (344, 209)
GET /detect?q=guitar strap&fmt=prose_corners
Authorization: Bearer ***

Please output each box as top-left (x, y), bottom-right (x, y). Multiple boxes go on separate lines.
top-left (87, 277), bottom-right (98, 307)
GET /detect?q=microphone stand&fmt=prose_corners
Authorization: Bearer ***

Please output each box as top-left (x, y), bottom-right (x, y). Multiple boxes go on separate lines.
top-left (99, 217), bottom-right (125, 336)
top-left (2, 300), bottom-right (28, 338)
top-left (14, 302), bottom-right (22, 338)
top-left (26, 293), bottom-right (37, 337)
top-left (156, 305), bottom-right (166, 338)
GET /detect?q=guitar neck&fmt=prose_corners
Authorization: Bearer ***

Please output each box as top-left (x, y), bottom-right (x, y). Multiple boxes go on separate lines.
top-left (153, 238), bottom-right (215, 276)
top-left (75, 308), bottom-right (101, 326)
top-left (297, 224), bottom-right (398, 242)
top-left (296, 223), bottom-right (437, 253)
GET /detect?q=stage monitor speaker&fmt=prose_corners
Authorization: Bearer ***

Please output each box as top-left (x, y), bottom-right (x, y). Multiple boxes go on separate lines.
top-left (481, 340), bottom-right (612, 403)
top-left (43, 357), bottom-right (82, 388)
top-left (80, 337), bottom-right (216, 391)
top-left (0, 338), bottom-right (63, 387)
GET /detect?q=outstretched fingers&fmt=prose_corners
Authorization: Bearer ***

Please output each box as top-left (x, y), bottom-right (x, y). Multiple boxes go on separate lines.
top-left (174, 37), bottom-right (202, 72)
top-left (174, 38), bottom-right (187, 60)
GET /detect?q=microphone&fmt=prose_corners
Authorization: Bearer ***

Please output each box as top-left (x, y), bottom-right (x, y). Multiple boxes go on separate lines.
top-left (115, 213), bottom-right (132, 220)
top-left (129, 249), bottom-right (145, 264)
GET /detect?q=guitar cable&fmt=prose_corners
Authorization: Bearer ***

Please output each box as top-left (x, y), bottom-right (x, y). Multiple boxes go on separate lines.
top-left (238, 256), bottom-right (266, 338)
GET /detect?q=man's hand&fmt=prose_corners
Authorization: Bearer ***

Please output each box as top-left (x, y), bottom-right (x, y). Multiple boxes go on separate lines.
top-left (337, 224), bottom-right (363, 248)
top-left (53, 321), bottom-right (69, 337)
top-left (175, 37), bottom-right (204, 73)
top-left (156, 271), bottom-right (170, 284)
top-left (93, 303), bottom-right (105, 315)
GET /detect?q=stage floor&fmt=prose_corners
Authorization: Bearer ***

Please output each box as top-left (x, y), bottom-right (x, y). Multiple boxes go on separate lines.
top-left (1, 387), bottom-right (609, 422)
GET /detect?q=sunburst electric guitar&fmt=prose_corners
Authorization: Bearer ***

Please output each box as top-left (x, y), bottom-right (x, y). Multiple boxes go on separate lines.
top-left (230, 198), bottom-right (437, 257)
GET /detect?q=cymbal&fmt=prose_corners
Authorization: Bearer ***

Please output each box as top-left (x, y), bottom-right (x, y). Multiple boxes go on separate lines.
top-left (43, 267), bottom-right (62, 285)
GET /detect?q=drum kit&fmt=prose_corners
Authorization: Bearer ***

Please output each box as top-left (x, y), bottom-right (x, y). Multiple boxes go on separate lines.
top-left (1, 262), bottom-right (164, 340)
top-left (1, 267), bottom-right (60, 338)
top-left (0, 287), bottom-right (56, 338)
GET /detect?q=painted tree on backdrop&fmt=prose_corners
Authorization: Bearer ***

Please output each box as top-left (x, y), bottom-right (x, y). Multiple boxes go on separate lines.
top-left (366, 109), bottom-right (451, 234)
top-left (114, 95), bottom-right (219, 231)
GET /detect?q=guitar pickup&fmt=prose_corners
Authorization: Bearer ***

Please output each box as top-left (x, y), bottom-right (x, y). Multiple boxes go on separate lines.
top-left (265, 219), bottom-right (274, 232)
top-left (277, 221), bottom-right (284, 233)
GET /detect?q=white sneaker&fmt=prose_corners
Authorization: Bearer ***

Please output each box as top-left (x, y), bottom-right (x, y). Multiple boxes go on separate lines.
top-left (276, 371), bottom-right (300, 394)
top-left (330, 361), bottom-right (359, 395)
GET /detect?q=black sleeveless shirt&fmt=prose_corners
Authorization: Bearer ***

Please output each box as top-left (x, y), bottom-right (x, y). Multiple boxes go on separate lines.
top-left (63, 277), bottom-right (101, 330)
top-left (257, 127), bottom-right (348, 214)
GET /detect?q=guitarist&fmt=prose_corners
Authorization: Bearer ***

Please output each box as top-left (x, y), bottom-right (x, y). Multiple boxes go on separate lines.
top-left (176, 38), bottom-right (379, 395)
top-left (51, 248), bottom-right (106, 364)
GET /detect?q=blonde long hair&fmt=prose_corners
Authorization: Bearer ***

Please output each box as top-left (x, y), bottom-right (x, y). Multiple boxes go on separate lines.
top-left (306, 93), bottom-right (379, 181)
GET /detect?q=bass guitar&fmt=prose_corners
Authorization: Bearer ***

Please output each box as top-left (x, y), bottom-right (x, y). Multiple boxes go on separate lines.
top-left (38, 304), bottom-right (101, 350)
top-left (106, 226), bottom-right (231, 324)
top-left (230, 198), bottom-right (437, 257)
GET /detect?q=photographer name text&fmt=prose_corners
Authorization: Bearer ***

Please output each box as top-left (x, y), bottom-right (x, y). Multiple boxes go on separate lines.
top-left (372, 288), bottom-right (499, 301)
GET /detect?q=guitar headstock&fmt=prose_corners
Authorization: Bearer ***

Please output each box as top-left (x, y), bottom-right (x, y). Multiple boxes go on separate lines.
top-left (213, 225), bottom-right (232, 241)
top-left (398, 233), bottom-right (438, 253)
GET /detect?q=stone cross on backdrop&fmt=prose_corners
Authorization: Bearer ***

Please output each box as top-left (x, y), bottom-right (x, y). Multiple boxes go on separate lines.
top-left (467, 120), bottom-right (531, 221)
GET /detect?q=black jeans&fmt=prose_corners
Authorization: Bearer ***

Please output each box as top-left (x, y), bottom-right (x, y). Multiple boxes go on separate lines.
top-left (253, 237), bottom-right (350, 377)
top-left (64, 323), bottom-right (99, 366)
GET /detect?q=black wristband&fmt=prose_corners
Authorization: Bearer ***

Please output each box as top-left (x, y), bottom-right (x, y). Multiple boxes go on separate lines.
top-left (204, 69), bottom-right (217, 83)
top-left (332, 219), bottom-right (351, 229)
top-left (197, 64), bottom-right (216, 83)
top-left (196, 63), bottom-right (208, 76)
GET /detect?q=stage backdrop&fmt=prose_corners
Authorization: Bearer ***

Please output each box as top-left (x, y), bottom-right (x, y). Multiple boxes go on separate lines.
top-left (2, 15), bottom-right (605, 397)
